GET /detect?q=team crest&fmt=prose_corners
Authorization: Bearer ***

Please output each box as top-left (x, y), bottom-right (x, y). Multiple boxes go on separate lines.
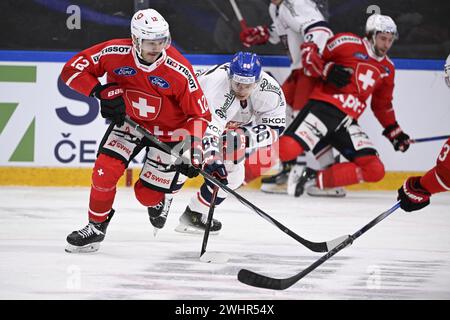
top-left (125, 90), bottom-right (162, 121)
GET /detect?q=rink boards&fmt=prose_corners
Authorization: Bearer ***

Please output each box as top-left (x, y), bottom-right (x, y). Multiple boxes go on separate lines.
top-left (0, 52), bottom-right (449, 189)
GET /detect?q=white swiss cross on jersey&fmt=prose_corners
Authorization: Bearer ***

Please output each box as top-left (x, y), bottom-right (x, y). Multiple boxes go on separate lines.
top-left (125, 90), bottom-right (162, 121)
top-left (355, 63), bottom-right (380, 93)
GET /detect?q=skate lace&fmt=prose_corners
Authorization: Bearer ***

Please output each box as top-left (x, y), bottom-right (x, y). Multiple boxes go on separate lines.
top-left (78, 223), bottom-right (103, 238)
top-left (160, 198), bottom-right (173, 219)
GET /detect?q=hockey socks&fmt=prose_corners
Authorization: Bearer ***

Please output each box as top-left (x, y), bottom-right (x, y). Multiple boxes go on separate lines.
top-left (88, 154), bottom-right (125, 222)
top-left (317, 155), bottom-right (385, 188)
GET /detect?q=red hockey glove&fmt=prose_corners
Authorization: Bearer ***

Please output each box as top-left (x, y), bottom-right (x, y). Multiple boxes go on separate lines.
top-left (397, 176), bottom-right (431, 212)
top-left (322, 62), bottom-right (352, 88)
top-left (300, 42), bottom-right (324, 77)
top-left (92, 83), bottom-right (126, 126)
top-left (240, 26), bottom-right (270, 47)
top-left (382, 122), bottom-right (411, 152)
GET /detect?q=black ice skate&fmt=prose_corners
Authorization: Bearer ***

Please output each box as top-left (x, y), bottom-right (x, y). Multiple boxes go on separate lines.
top-left (294, 167), bottom-right (317, 197)
top-left (148, 195), bottom-right (173, 236)
top-left (175, 206), bottom-right (222, 235)
top-left (260, 160), bottom-right (298, 194)
top-left (65, 209), bottom-right (115, 253)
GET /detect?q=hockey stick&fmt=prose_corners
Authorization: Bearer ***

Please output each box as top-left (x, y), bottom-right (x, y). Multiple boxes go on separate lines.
top-left (410, 135), bottom-right (450, 144)
top-left (124, 116), bottom-right (347, 253)
top-left (199, 186), bottom-right (230, 263)
top-left (229, 0), bottom-right (248, 29)
top-left (238, 201), bottom-right (401, 290)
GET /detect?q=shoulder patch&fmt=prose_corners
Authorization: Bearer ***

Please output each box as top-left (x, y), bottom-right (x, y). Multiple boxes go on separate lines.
top-left (327, 35), bottom-right (362, 51)
top-left (91, 45), bottom-right (132, 64)
top-left (259, 78), bottom-right (281, 95)
top-left (165, 56), bottom-right (199, 92)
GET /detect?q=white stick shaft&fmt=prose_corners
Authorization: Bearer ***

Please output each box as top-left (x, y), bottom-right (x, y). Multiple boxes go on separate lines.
top-left (229, 0), bottom-right (244, 22)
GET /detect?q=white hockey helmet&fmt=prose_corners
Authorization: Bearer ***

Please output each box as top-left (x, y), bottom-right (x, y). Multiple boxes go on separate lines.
top-left (130, 9), bottom-right (171, 58)
top-left (365, 14), bottom-right (398, 39)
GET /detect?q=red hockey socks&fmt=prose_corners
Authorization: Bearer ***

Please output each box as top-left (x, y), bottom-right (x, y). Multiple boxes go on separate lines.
top-left (279, 135), bottom-right (305, 162)
top-left (317, 155), bottom-right (385, 188)
top-left (88, 154), bottom-right (126, 223)
top-left (134, 180), bottom-right (165, 207)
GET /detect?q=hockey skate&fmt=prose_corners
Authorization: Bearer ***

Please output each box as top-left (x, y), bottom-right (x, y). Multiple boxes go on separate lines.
top-left (175, 206), bottom-right (222, 235)
top-left (65, 209), bottom-right (115, 253)
top-left (288, 166), bottom-right (346, 198)
top-left (148, 195), bottom-right (173, 236)
top-left (260, 161), bottom-right (297, 194)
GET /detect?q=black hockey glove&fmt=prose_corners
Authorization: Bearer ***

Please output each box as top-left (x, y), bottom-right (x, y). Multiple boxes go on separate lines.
top-left (397, 176), bottom-right (431, 212)
top-left (382, 122), bottom-right (410, 152)
top-left (174, 137), bottom-right (202, 178)
top-left (322, 62), bottom-right (352, 88)
top-left (92, 83), bottom-right (126, 127)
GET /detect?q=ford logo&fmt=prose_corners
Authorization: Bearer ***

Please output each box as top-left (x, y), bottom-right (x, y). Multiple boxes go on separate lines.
top-left (149, 76), bottom-right (170, 89)
top-left (353, 52), bottom-right (369, 60)
top-left (113, 66), bottom-right (137, 76)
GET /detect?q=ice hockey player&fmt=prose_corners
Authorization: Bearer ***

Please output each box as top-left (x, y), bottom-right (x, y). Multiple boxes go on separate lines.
top-left (276, 13), bottom-right (412, 196)
top-left (239, 0), bottom-right (345, 197)
top-left (397, 56), bottom-right (450, 212)
top-left (175, 52), bottom-right (286, 234)
top-left (60, 9), bottom-right (210, 252)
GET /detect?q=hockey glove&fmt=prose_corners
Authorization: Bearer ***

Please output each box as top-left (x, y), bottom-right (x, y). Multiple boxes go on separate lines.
top-left (204, 157), bottom-right (228, 186)
top-left (93, 83), bottom-right (126, 127)
top-left (397, 176), bottom-right (431, 212)
top-left (222, 129), bottom-right (247, 164)
top-left (174, 137), bottom-right (202, 178)
top-left (322, 62), bottom-right (352, 88)
top-left (300, 42), bottom-right (324, 78)
top-left (382, 122), bottom-right (410, 152)
top-left (240, 26), bottom-right (270, 47)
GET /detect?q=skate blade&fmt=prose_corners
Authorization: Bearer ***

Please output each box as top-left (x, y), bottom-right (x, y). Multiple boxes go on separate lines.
top-left (260, 183), bottom-right (287, 194)
top-left (200, 252), bottom-right (230, 264)
top-left (306, 187), bottom-right (346, 198)
top-left (65, 242), bottom-right (100, 253)
top-left (174, 224), bottom-right (220, 235)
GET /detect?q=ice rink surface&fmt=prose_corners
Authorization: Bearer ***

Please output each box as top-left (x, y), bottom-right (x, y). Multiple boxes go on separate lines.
top-left (0, 186), bottom-right (449, 300)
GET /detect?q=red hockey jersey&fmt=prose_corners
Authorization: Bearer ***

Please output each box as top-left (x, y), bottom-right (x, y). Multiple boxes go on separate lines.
top-left (420, 138), bottom-right (450, 194)
top-left (60, 38), bottom-right (211, 142)
top-left (309, 33), bottom-right (397, 128)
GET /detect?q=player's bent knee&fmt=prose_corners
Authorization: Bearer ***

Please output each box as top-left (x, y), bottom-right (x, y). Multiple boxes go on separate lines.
top-left (436, 166), bottom-right (450, 188)
top-left (134, 180), bottom-right (165, 207)
top-left (279, 135), bottom-right (304, 162)
top-left (355, 155), bottom-right (385, 182)
top-left (92, 154), bottom-right (126, 188)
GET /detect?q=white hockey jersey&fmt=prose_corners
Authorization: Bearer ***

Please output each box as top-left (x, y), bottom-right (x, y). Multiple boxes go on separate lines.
top-left (199, 63), bottom-right (286, 150)
top-left (268, 0), bottom-right (332, 70)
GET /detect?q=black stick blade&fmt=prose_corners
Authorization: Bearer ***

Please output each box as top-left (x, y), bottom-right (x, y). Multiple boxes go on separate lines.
top-left (238, 269), bottom-right (284, 290)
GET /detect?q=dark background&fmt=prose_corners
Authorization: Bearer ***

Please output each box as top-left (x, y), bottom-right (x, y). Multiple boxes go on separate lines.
top-left (1, 0), bottom-right (449, 59)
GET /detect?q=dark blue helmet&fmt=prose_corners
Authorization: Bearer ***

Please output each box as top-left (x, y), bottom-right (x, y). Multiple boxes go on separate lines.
top-left (229, 52), bottom-right (262, 84)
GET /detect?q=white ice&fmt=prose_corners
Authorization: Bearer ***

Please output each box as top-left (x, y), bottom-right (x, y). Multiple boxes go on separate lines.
top-left (1, 186), bottom-right (449, 300)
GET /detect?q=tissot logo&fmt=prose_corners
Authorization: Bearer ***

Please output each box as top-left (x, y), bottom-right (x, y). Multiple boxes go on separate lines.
top-left (113, 66), bottom-right (137, 76)
top-left (149, 76), bottom-right (170, 89)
